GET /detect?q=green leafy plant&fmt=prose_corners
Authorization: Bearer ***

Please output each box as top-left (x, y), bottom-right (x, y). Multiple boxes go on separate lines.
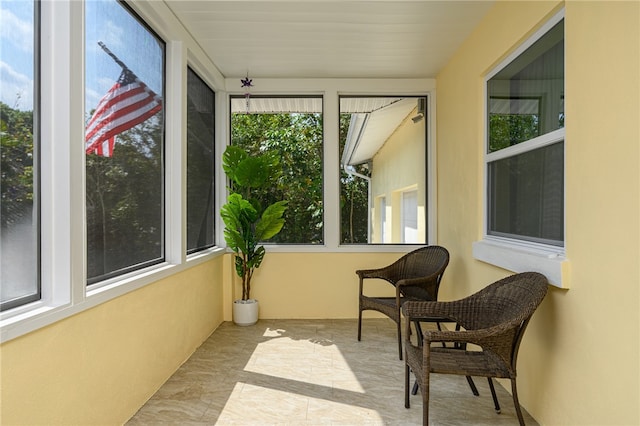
top-left (221, 145), bottom-right (287, 300)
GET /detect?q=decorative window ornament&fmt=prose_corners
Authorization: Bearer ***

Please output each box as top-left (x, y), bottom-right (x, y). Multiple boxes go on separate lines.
top-left (240, 74), bottom-right (253, 113)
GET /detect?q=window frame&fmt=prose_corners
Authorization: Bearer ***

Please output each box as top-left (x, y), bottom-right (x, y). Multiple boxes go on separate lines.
top-left (473, 9), bottom-right (568, 288)
top-left (338, 95), bottom-right (430, 246)
top-left (84, 0), bottom-right (167, 286)
top-left (222, 90), bottom-right (437, 251)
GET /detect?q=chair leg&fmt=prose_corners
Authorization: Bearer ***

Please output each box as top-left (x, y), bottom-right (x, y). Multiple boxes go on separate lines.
top-left (357, 307), bottom-right (362, 341)
top-left (405, 363), bottom-right (411, 408)
top-left (511, 378), bottom-right (525, 426)
top-left (466, 376), bottom-right (480, 396)
top-left (487, 378), bottom-right (501, 413)
top-left (423, 370), bottom-right (430, 425)
top-left (396, 320), bottom-right (403, 360)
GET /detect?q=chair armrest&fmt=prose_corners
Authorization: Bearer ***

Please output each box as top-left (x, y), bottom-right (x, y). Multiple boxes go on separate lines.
top-left (356, 266), bottom-right (395, 281)
top-left (357, 267), bottom-right (397, 296)
top-left (405, 309), bottom-right (523, 366)
top-left (421, 326), bottom-right (502, 345)
top-left (420, 322), bottom-right (522, 370)
top-left (402, 300), bottom-right (456, 319)
top-left (396, 271), bottom-right (440, 289)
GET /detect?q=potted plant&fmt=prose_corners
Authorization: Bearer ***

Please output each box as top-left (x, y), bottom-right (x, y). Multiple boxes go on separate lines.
top-left (221, 145), bottom-right (287, 326)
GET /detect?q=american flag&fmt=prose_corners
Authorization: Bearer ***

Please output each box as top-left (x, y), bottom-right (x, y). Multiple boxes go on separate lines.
top-left (85, 67), bottom-right (162, 157)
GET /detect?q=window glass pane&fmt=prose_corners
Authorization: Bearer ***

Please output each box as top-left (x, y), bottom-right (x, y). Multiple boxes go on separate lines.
top-left (0, 0), bottom-right (39, 310)
top-left (488, 142), bottom-right (564, 245)
top-left (186, 68), bottom-right (215, 253)
top-left (339, 96), bottom-right (427, 244)
top-left (85, 0), bottom-right (165, 283)
top-left (488, 20), bottom-right (564, 152)
top-left (230, 96), bottom-right (323, 244)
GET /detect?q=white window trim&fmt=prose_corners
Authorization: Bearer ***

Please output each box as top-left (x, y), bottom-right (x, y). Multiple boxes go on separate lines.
top-left (473, 238), bottom-right (568, 288)
top-left (486, 127), bottom-right (564, 163)
top-left (475, 8), bottom-right (569, 289)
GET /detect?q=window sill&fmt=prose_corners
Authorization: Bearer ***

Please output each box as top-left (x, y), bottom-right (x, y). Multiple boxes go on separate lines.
top-left (472, 238), bottom-right (569, 289)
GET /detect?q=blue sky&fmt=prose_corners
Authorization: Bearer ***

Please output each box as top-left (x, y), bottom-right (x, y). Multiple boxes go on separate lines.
top-left (1, 0), bottom-right (163, 114)
top-left (1, 0), bottom-right (35, 111)
top-left (85, 0), bottom-right (164, 118)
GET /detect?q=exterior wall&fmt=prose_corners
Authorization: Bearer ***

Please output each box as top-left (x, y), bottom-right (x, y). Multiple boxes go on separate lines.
top-left (0, 258), bottom-right (225, 425)
top-left (371, 109), bottom-right (427, 243)
top-left (436, 1), bottom-right (639, 425)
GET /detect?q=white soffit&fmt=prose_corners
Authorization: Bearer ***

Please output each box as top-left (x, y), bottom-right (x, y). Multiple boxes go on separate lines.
top-left (342, 97), bottom-right (419, 165)
top-left (230, 97), bottom-right (322, 113)
top-left (230, 96), bottom-right (408, 114)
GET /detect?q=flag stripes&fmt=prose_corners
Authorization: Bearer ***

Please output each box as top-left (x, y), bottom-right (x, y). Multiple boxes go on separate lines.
top-left (90, 136), bottom-right (115, 157)
top-left (85, 68), bottom-right (162, 157)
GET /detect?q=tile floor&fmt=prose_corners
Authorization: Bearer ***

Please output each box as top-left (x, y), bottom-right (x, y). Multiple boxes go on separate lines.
top-left (127, 319), bottom-right (538, 425)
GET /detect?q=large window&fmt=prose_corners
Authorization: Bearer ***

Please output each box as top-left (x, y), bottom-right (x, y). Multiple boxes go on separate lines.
top-left (339, 96), bottom-right (427, 244)
top-left (485, 17), bottom-right (564, 247)
top-left (230, 95), bottom-right (323, 244)
top-left (85, 1), bottom-right (165, 283)
top-left (0, 0), bottom-right (40, 311)
top-left (186, 68), bottom-right (215, 253)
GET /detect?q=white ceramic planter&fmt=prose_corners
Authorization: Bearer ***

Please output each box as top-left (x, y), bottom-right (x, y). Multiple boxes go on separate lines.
top-left (233, 299), bottom-right (259, 326)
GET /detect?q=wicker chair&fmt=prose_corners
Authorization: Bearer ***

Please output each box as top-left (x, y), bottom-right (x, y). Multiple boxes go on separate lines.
top-left (357, 246), bottom-right (450, 360)
top-left (402, 272), bottom-right (548, 425)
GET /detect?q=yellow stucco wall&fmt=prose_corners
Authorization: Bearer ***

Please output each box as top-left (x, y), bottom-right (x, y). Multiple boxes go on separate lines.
top-left (0, 258), bottom-right (225, 425)
top-left (237, 252), bottom-right (403, 319)
top-left (436, 1), bottom-right (639, 425)
top-left (371, 109), bottom-right (427, 243)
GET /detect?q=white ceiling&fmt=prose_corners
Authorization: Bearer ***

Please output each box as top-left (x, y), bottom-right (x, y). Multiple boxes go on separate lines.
top-left (165, 1), bottom-right (495, 79)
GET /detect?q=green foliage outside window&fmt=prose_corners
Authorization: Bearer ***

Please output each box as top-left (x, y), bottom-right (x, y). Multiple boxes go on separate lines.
top-left (488, 113), bottom-right (540, 152)
top-left (231, 112), bottom-right (323, 244)
top-left (86, 117), bottom-right (163, 282)
top-left (1, 103), bottom-right (34, 227)
top-left (1, 102), bottom-right (39, 310)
